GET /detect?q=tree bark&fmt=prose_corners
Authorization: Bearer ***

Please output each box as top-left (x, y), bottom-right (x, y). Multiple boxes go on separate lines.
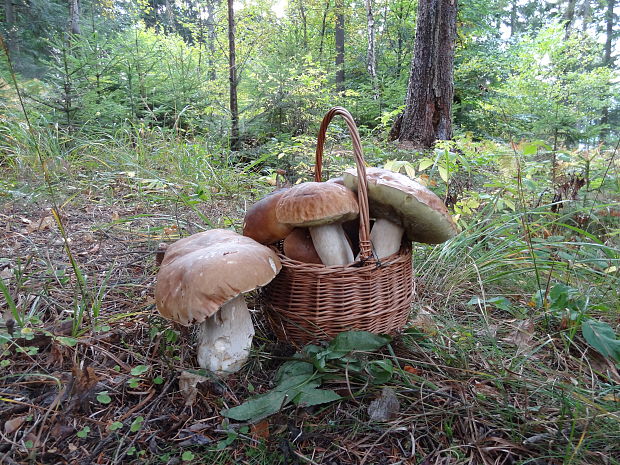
top-left (4, 0), bottom-right (17, 55)
top-left (389, 0), bottom-right (457, 149)
top-left (562, 0), bottom-right (577, 39)
top-left (365, 0), bottom-right (378, 99)
top-left (509, 0), bottom-right (517, 37)
top-left (334, 0), bottom-right (345, 90)
top-left (580, 0), bottom-right (591, 32)
top-left (206, 0), bottom-right (218, 80)
top-left (69, 0), bottom-right (80, 35)
top-left (298, 0), bottom-right (308, 49)
top-left (227, 0), bottom-right (240, 151)
top-left (599, 0), bottom-right (616, 142)
top-left (602, 0), bottom-right (615, 67)
top-left (318, 0), bottom-right (330, 60)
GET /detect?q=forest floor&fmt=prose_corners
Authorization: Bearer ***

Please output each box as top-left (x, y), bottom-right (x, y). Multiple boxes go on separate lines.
top-left (1, 165), bottom-right (619, 465)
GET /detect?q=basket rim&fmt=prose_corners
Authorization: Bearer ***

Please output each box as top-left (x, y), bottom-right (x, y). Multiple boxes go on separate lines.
top-left (271, 242), bottom-right (412, 270)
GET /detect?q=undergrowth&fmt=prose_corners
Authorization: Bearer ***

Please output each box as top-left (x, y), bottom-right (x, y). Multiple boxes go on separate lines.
top-left (1, 116), bottom-right (619, 464)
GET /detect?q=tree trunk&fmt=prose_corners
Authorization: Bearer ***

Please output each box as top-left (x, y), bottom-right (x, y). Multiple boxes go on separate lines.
top-left (562, 0), bottom-right (577, 39)
top-left (509, 0), bottom-right (517, 36)
top-left (318, 0), bottom-right (330, 60)
top-left (164, 0), bottom-right (175, 34)
top-left (227, 0), bottom-right (240, 151)
top-left (4, 0), bottom-right (17, 56)
top-left (365, 0), bottom-right (378, 99)
top-left (389, 0), bottom-right (457, 149)
top-left (599, 0), bottom-right (616, 142)
top-left (602, 0), bottom-right (615, 66)
top-left (334, 0), bottom-right (345, 90)
top-left (206, 0), bottom-right (218, 80)
top-left (298, 0), bottom-right (308, 49)
top-left (580, 0), bottom-right (591, 32)
top-left (69, 0), bottom-right (80, 35)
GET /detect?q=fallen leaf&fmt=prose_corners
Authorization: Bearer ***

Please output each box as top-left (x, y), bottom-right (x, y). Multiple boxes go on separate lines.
top-left (410, 309), bottom-right (438, 334)
top-left (0, 266), bottom-right (12, 280)
top-left (504, 319), bottom-right (535, 352)
top-left (587, 349), bottom-right (620, 384)
top-left (186, 422), bottom-right (209, 432)
top-left (69, 364), bottom-right (100, 411)
top-left (26, 216), bottom-right (54, 233)
top-left (179, 371), bottom-right (209, 406)
top-left (403, 365), bottom-right (421, 375)
top-left (473, 382), bottom-right (501, 399)
top-left (78, 244), bottom-right (100, 256)
top-left (163, 225), bottom-right (178, 236)
top-left (50, 421), bottom-right (75, 440)
top-left (368, 387), bottom-right (400, 422)
top-left (251, 419), bottom-right (270, 440)
top-left (4, 415), bottom-right (27, 434)
top-left (46, 340), bottom-right (68, 367)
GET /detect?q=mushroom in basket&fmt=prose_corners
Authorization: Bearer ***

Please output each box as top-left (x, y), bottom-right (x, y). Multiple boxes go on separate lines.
top-left (343, 167), bottom-right (458, 258)
top-left (275, 182), bottom-right (359, 266)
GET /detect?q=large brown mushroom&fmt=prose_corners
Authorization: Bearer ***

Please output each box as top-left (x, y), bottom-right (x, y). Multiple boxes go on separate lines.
top-left (155, 229), bottom-right (281, 375)
top-left (343, 167), bottom-right (458, 258)
top-left (242, 188), bottom-right (293, 244)
top-left (283, 228), bottom-right (323, 264)
top-left (276, 182), bottom-right (359, 266)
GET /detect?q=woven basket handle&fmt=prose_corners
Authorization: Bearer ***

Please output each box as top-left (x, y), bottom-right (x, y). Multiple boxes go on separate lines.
top-left (314, 107), bottom-right (372, 261)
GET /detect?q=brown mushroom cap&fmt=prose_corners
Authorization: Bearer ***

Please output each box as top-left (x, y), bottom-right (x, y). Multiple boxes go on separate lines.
top-left (243, 188), bottom-right (294, 244)
top-left (276, 182), bottom-right (359, 227)
top-left (283, 228), bottom-right (323, 264)
top-left (155, 229), bottom-right (281, 326)
top-left (343, 167), bottom-right (458, 244)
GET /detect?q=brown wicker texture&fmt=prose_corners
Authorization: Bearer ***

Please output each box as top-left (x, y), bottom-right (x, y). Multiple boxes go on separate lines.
top-left (261, 107), bottom-right (414, 346)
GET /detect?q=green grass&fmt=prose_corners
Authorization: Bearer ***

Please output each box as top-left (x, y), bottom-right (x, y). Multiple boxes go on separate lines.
top-left (0, 113), bottom-right (619, 464)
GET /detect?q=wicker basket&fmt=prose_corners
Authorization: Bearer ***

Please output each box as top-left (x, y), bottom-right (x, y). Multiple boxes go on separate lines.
top-left (261, 107), bottom-right (413, 346)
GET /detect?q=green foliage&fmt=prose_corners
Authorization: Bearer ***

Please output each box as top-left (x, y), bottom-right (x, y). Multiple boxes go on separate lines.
top-left (222, 331), bottom-right (392, 423)
top-left (582, 319), bottom-right (620, 362)
top-left (473, 23), bottom-right (616, 146)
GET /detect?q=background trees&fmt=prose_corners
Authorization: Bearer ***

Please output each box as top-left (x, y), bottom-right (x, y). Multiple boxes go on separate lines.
top-left (0, 0), bottom-right (618, 148)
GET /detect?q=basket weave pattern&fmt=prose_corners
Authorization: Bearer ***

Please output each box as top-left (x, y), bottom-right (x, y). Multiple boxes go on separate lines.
top-left (261, 107), bottom-right (414, 346)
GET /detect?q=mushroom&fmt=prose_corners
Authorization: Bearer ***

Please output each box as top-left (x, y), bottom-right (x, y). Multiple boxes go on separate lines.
top-left (283, 228), bottom-right (323, 264)
top-left (342, 167), bottom-right (458, 258)
top-left (155, 229), bottom-right (281, 375)
top-left (243, 188), bottom-right (293, 244)
top-left (276, 182), bottom-right (359, 266)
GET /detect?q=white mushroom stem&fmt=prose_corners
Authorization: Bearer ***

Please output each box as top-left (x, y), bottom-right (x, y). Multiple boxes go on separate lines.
top-left (196, 294), bottom-right (255, 376)
top-left (369, 218), bottom-right (405, 259)
top-left (309, 223), bottom-right (354, 266)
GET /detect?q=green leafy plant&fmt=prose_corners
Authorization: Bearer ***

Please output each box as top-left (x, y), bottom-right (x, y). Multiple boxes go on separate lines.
top-left (582, 319), bottom-right (620, 362)
top-left (130, 416), bottom-right (144, 433)
top-left (222, 331), bottom-right (393, 423)
top-left (181, 451), bottom-right (195, 461)
top-left (107, 421), bottom-right (123, 432)
top-left (96, 391), bottom-right (112, 404)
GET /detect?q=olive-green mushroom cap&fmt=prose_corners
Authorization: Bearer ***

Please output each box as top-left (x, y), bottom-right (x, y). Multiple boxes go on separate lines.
top-left (342, 167), bottom-right (458, 244)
